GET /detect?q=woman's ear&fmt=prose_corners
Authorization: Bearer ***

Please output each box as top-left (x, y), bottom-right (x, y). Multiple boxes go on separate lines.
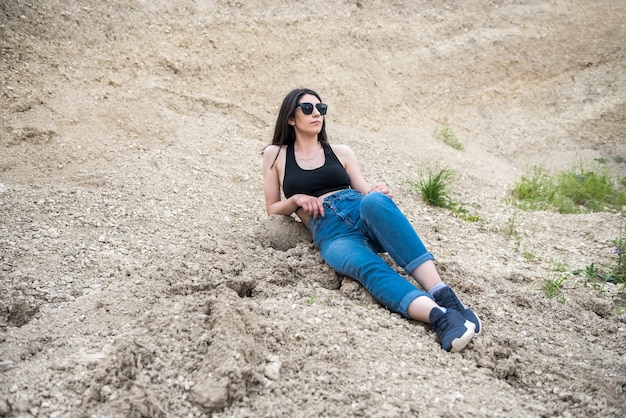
top-left (288, 118), bottom-right (295, 126)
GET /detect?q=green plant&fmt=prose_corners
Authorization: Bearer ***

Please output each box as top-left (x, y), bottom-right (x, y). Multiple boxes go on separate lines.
top-left (541, 257), bottom-right (568, 301)
top-left (448, 201), bottom-right (482, 222)
top-left (505, 214), bottom-right (518, 238)
top-left (573, 263), bottom-right (611, 291)
top-left (503, 214), bottom-right (524, 250)
top-left (610, 218), bottom-right (626, 286)
top-left (409, 168), bottom-right (454, 207)
top-left (572, 217), bottom-right (626, 296)
top-left (555, 163), bottom-right (618, 212)
top-left (434, 118), bottom-right (463, 150)
top-left (307, 295), bottom-right (316, 305)
top-left (513, 165), bottom-right (556, 211)
top-left (523, 249), bottom-right (537, 261)
top-left (512, 162), bottom-right (626, 213)
top-left (408, 168), bottom-right (481, 222)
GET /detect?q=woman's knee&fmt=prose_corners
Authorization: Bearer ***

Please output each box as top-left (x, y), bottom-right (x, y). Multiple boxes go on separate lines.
top-left (360, 192), bottom-right (389, 217)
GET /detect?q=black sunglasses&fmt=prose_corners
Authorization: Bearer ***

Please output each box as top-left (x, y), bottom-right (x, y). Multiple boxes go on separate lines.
top-left (297, 102), bottom-right (328, 115)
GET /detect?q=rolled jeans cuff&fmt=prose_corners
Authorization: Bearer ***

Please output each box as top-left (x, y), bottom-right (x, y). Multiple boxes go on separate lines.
top-left (405, 252), bottom-right (435, 276)
top-left (399, 289), bottom-right (431, 317)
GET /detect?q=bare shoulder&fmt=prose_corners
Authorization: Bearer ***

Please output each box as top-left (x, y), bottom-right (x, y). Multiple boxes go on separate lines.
top-left (263, 144), bottom-right (282, 158)
top-left (329, 143), bottom-right (357, 163)
top-left (263, 144), bottom-right (284, 163)
top-left (329, 143), bottom-right (355, 157)
top-left (263, 144), bottom-right (287, 173)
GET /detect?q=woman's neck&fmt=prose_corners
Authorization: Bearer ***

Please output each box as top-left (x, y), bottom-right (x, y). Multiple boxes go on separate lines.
top-left (294, 135), bottom-right (321, 153)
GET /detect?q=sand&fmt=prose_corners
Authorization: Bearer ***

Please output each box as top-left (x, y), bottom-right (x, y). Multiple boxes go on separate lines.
top-left (1, 1), bottom-right (625, 417)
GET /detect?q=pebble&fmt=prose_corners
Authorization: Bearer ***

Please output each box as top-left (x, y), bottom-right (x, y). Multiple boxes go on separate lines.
top-left (376, 365), bottom-right (389, 375)
top-left (264, 361), bottom-right (281, 380)
top-left (0, 360), bottom-right (15, 371)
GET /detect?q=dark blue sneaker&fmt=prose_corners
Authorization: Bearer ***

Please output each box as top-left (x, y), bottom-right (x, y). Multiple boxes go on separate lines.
top-left (429, 308), bottom-right (475, 352)
top-left (432, 286), bottom-right (482, 335)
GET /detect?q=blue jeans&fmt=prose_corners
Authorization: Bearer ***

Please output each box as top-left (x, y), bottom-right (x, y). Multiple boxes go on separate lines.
top-left (307, 189), bottom-right (434, 318)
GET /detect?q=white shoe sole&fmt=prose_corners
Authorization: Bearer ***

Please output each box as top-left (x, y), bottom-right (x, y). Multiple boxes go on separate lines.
top-left (449, 320), bottom-right (476, 353)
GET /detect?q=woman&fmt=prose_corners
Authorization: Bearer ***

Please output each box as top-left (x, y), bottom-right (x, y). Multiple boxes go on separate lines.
top-left (262, 88), bottom-right (481, 352)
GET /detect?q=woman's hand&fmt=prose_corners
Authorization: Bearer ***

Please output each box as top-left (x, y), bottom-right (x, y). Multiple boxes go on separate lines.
top-left (295, 194), bottom-right (325, 219)
top-left (369, 183), bottom-right (393, 198)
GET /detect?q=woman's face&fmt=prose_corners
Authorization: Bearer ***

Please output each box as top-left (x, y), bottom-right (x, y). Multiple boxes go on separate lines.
top-left (290, 94), bottom-right (324, 137)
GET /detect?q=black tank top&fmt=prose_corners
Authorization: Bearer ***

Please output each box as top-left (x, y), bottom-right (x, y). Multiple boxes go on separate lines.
top-left (283, 142), bottom-right (351, 198)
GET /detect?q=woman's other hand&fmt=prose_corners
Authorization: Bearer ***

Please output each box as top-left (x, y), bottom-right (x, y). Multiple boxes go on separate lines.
top-left (295, 194), bottom-right (325, 219)
top-left (369, 183), bottom-right (393, 199)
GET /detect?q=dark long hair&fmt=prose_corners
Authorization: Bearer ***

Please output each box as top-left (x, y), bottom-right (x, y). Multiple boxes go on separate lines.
top-left (267, 88), bottom-right (329, 168)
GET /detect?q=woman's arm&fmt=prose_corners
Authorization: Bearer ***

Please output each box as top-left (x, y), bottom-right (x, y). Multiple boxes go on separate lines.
top-left (262, 146), bottom-right (325, 218)
top-left (263, 145), bottom-right (295, 215)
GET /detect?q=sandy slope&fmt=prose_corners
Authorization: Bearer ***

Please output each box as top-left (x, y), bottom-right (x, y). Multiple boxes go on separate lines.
top-left (1, 1), bottom-right (625, 417)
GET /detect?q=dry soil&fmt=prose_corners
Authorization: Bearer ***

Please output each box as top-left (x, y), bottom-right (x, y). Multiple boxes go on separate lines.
top-left (1, 1), bottom-right (625, 417)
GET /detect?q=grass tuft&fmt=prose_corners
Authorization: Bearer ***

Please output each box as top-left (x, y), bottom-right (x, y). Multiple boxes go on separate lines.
top-left (513, 161), bottom-right (626, 213)
top-left (408, 167), bottom-right (481, 222)
top-left (410, 167), bottom-right (454, 207)
top-left (574, 217), bottom-right (626, 293)
top-left (434, 118), bottom-right (464, 150)
top-left (541, 257), bottom-right (568, 301)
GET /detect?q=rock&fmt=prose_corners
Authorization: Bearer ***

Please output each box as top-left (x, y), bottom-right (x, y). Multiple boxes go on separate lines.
top-left (0, 399), bottom-right (9, 415)
top-left (189, 376), bottom-right (229, 413)
top-left (0, 360), bottom-right (15, 371)
top-left (264, 360), bottom-right (281, 380)
top-left (254, 215), bottom-right (311, 251)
